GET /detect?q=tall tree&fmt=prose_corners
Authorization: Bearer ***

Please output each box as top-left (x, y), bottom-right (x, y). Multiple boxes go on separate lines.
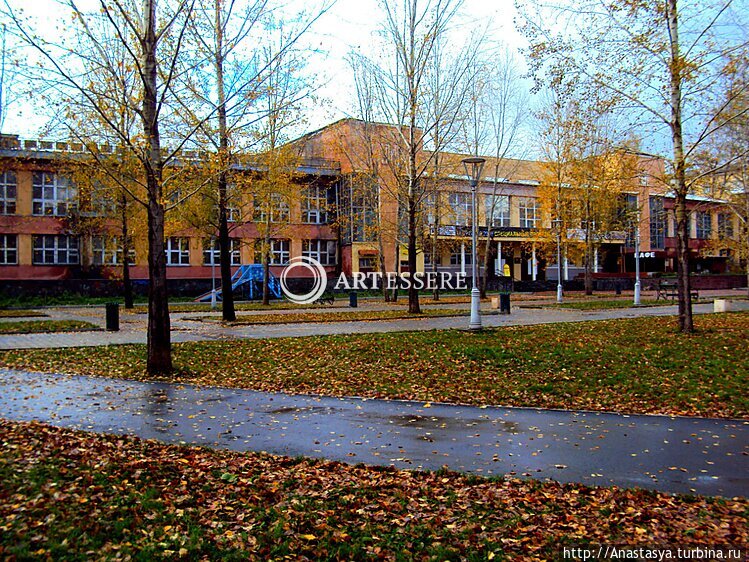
top-left (519, 0), bottom-right (749, 332)
top-left (5, 0), bottom-right (211, 372)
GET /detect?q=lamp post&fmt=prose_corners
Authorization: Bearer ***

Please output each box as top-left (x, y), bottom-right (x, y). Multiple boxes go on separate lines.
top-left (552, 218), bottom-right (563, 303)
top-left (462, 156), bottom-right (486, 330)
top-left (210, 238), bottom-right (217, 310)
top-left (634, 210), bottom-right (641, 306)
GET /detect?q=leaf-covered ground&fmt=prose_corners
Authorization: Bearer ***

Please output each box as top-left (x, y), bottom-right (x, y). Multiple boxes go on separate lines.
top-left (1, 419), bottom-right (745, 561)
top-left (0, 310), bottom-right (47, 318)
top-left (1, 313), bottom-right (746, 418)
top-left (193, 309), bottom-right (467, 325)
top-left (0, 320), bottom-right (99, 334)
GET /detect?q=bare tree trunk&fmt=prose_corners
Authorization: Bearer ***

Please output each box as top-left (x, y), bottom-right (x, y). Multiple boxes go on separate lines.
top-left (120, 194), bottom-right (134, 309)
top-left (143, 0), bottom-right (171, 373)
top-left (391, 243), bottom-right (399, 302)
top-left (584, 235), bottom-right (593, 296)
top-left (407, 192), bottom-right (420, 313)
top-left (214, 0), bottom-right (236, 321)
top-left (667, 0), bottom-right (693, 332)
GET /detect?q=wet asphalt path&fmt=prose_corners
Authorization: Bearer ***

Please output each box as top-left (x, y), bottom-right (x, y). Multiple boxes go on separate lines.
top-left (1, 369), bottom-right (746, 498)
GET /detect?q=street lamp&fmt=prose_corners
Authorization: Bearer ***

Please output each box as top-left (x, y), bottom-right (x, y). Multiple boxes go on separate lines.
top-left (552, 218), bottom-right (563, 303)
top-left (634, 209), bottom-right (641, 306)
top-left (462, 156), bottom-right (486, 330)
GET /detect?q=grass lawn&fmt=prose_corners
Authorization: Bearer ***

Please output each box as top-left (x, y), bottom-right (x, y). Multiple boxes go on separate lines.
top-left (0, 320), bottom-right (99, 334)
top-left (1, 420), bottom-right (744, 561)
top-left (537, 299), bottom-right (666, 310)
top-left (0, 309), bottom-right (47, 318)
top-left (1, 313), bottom-right (747, 418)
top-left (192, 308), bottom-right (468, 325)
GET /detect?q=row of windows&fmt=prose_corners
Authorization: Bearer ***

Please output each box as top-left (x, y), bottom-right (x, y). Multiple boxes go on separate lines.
top-left (0, 235), bottom-right (337, 266)
top-left (0, 172), bottom-right (331, 224)
top-left (442, 194), bottom-right (539, 228)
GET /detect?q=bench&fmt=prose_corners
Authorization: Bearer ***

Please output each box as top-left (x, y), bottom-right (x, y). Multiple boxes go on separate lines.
top-left (655, 281), bottom-right (699, 302)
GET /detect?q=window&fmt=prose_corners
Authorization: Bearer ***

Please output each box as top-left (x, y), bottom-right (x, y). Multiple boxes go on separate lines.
top-left (0, 171), bottom-right (17, 215)
top-left (203, 237), bottom-right (241, 266)
top-left (165, 237), bottom-right (190, 266)
top-left (622, 194), bottom-right (639, 248)
top-left (486, 195), bottom-right (510, 228)
top-left (695, 211), bottom-right (712, 239)
top-left (718, 213), bottom-right (734, 240)
top-left (302, 186), bottom-right (328, 224)
top-left (32, 235), bottom-right (79, 265)
top-left (450, 247), bottom-right (472, 266)
top-left (649, 196), bottom-right (665, 249)
top-left (449, 192), bottom-right (472, 226)
top-left (302, 239), bottom-right (336, 265)
top-left (32, 172), bottom-right (77, 216)
top-left (518, 197), bottom-right (539, 228)
top-left (254, 239), bottom-right (289, 265)
top-left (254, 193), bottom-right (289, 223)
top-left (359, 257), bottom-right (375, 270)
top-left (93, 236), bottom-right (135, 266)
top-left (214, 205), bottom-right (240, 223)
top-left (0, 234), bottom-right (17, 264)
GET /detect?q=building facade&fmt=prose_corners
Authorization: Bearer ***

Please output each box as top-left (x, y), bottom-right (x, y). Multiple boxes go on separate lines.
top-left (0, 121), bottom-right (743, 296)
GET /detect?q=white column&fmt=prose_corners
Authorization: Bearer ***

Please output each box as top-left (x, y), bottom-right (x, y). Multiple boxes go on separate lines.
top-left (495, 241), bottom-right (502, 275)
top-left (532, 243), bottom-right (538, 281)
top-left (460, 241), bottom-right (466, 275)
top-left (594, 247), bottom-right (599, 273)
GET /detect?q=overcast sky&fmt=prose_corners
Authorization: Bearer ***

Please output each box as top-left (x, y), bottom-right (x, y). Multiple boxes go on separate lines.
top-left (1, 0), bottom-right (529, 140)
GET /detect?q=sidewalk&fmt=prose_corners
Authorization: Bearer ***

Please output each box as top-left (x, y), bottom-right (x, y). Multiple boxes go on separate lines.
top-left (0, 297), bottom-right (747, 349)
top-left (0, 368), bottom-right (746, 497)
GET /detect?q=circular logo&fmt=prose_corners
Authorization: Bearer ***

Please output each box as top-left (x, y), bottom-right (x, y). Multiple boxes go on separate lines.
top-left (280, 256), bottom-right (327, 304)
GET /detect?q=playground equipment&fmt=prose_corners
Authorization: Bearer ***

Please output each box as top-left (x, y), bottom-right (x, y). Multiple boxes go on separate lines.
top-left (195, 265), bottom-right (282, 302)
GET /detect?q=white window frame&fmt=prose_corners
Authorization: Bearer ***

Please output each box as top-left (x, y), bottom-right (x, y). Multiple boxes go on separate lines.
top-left (486, 195), bottom-right (510, 228)
top-left (0, 171), bottom-right (17, 215)
top-left (302, 186), bottom-right (328, 224)
top-left (92, 235), bottom-right (135, 266)
top-left (518, 197), bottom-right (539, 228)
top-left (32, 235), bottom-right (79, 265)
top-left (32, 172), bottom-right (77, 216)
top-left (302, 239), bottom-right (336, 265)
top-left (449, 192), bottom-right (472, 226)
top-left (0, 234), bottom-right (18, 264)
top-left (695, 211), bottom-right (712, 239)
top-left (254, 193), bottom-right (289, 223)
top-left (166, 237), bottom-right (190, 266)
top-left (203, 237), bottom-right (241, 266)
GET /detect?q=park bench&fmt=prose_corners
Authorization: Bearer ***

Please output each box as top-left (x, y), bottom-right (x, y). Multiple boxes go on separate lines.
top-left (655, 280), bottom-right (699, 302)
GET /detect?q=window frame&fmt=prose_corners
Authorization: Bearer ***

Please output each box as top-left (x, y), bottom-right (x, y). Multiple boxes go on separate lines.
top-left (32, 235), bottom-right (79, 265)
top-left (32, 172), bottom-right (77, 216)
top-left (0, 171), bottom-right (17, 215)
top-left (517, 197), bottom-right (539, 228)
top-left (0, 234), bottom-right (18, 264)
top-left (165, 237), bottom-right (190, 266)
top-left (203, 237), bottom-right (241, 266)
top-left (302, 239), bottom-right (336, 265)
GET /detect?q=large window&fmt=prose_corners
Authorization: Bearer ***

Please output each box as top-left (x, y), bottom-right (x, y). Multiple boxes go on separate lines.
top-left (32, 172), bottom-right (77, 216)
top-left (32, 235), bottom-right (79, 265)
top-left (254, 193), bottom-right (289, 223)
top-left (718, 213), bottom-right (734, 240)
top-left (0, 171), bottom-right (17, 215)
top-left (302, 239), bottom-right (336, 265)
top-left (92, 236), bottom-right (135, 266)
top-left (649, 196), bottom-right (666, 249)
top-left (0, 234), bottom-right (17, 264)
top-left (203, 237), bottom-right (241, 266)
top-left (303, 186), bottom-right (328, 224)
top-left (254, 239), bottom-right (290, 265)
top-left (486, 195), bottom-right (510, 228)
top-left (518, 197), bottom-right (539, 228)
top-left (695, 211), bottom-right (712, 239)
top-left (165, 237), bottom-right (190, 266)
top-left (449, 192), bottom-right (472, 226)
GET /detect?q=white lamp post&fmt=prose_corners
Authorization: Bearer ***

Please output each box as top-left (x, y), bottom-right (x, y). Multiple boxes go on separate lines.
top-left (634, 210), bottom-right (641, 306)
top-left (210, 238), bottom-right (217, 309)
top-left (462, 156), bottom-right (486, 330)
top-left (552, 218), bottom-right (563, 303)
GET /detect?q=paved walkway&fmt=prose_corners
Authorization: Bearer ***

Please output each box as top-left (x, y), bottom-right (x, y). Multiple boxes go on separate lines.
top-left (0, 369), bottom-right (746, 497)
top-left (1, 296), bottom-right (747, 349)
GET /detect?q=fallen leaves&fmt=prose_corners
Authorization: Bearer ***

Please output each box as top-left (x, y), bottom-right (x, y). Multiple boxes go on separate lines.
top-left (0, 419), bottom-right (747, 560)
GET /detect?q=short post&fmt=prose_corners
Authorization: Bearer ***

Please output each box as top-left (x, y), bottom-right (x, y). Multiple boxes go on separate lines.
top-left (105, 302), bottom-right (119, 331)
top-left (349, 292), bottom-right (358, 308)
